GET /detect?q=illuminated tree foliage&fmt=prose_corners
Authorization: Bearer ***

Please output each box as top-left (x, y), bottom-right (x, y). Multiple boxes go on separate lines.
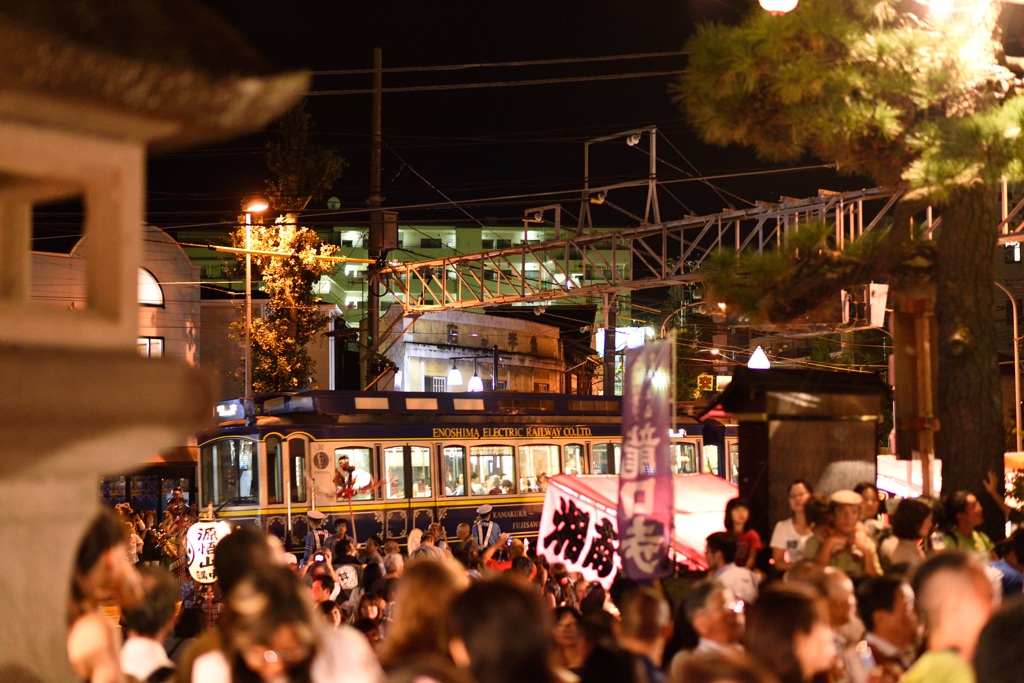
top-left (230, 220), bottom-right (338, 394)
top-left (228, 102), bottom-right (344, 394)
top-left (678, 0), bottom-right (1024, 529)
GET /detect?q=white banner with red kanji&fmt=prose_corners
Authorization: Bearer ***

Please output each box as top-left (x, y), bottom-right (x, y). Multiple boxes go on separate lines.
top-left (538, 473), bottom-right (739, 588)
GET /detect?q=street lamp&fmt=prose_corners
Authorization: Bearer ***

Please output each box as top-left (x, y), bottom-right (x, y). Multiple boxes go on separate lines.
top-left (467, 363), bottom-right (484, 392)
top-left (448, 346), bottom-right (501, 392)
top-left (447, 359), bottom-right (463, 387)
top-left (242, 195), bottom-right (269, 398)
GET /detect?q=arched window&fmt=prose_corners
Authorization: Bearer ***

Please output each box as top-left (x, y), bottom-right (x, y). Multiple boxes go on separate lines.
top-left (138, 268), bottom-right (164, 307)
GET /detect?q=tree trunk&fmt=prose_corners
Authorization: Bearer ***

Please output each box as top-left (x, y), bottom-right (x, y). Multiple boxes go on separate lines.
top-left (935, 183), bottom-right (1006, 540)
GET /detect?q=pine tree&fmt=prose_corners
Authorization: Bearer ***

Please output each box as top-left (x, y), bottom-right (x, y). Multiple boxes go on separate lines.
top-left (678, 0), bottom-right (1022, 534)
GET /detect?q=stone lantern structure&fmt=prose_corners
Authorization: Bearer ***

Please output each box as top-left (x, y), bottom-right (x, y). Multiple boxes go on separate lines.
top-left (0, 3), bottom-right (308, 680)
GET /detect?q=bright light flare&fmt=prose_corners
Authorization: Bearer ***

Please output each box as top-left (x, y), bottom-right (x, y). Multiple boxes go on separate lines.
top-left (649, 369), bottom-right (670, 391)
top-left (758, 0), bottom-right (798, 13)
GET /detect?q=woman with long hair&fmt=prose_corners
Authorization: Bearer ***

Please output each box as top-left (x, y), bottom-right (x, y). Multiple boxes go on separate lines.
top-left (447, 579), bottom-right (559, 683)
top-left (544, 562), bottom-right (577, 609)
top-left (377, 556), bottom-right (469, 671)
top-left (744, 584), bottom-right (836, 683)
top-left (725, 497), bottom-right (762, 570)
top-left (770, 480), bottom-right (814, 573)
top-left (353, 592), bottom-right (387, 631)
top-left (67, 507), bottom-right (141, 683)
top-left (191, 565), bottom-right (380, 683)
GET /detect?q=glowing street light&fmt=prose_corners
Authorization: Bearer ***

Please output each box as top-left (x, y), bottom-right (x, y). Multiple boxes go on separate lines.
top-left (242, 195), bottom-right (269, 397)
top-left (759, 0), bottom-right (798, 14)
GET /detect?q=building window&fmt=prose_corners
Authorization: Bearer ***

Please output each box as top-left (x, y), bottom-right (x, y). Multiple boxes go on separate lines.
top-left (1006, 243), bottom-right (1021, 263)
top-left (534, 382), bottom-right (550, 392)
top-left (428, 376), bottom-right (447, 392)
top-left (420, 238), bottom-right (443, 248)
top-left (138, 268), bottom-right (164, 307)
top-left (138, 337), bottom-right (164, 358)
top-left (482, 239), bottom-right (495, 249)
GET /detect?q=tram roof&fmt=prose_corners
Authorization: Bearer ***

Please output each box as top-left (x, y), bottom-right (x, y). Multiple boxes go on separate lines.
top-left (214, 390), bottom-right (629, 424)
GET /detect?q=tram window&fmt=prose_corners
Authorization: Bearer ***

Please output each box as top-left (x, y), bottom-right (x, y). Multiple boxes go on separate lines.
top-left (384, 445), bottom-right (432, 498)
top-left (672, 442), bottom-right (698, 474)
top-left (564, 444), bottom-right (585, 476)
top-left (384, 446), bottom-right (405, 498)
top-left (199, 439), bottom-right (258, 506)
top-left (704, 445), bottom-right (720, 477)
top-left (333, 447), bottom-right (373, 501)
top-left (469, 445), bottom-right (515, 494)
top-left (518, 444), bottom-right (559, 492)
top-left (411, 446), bottom-right (432, 498)
top-left (289, 439), bottom-right (307, 503)
top-left (443, 446), bottom-right (467, 496)
top-left (729, 442), bottom-right (740, 483)
top-left (266, 436), bottom-right (283, 505)
top-left (592, 443), bottom-right (620, 475)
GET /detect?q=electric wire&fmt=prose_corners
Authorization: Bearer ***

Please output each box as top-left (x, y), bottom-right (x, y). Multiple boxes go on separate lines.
top-left (313, 50), bottom-right (690, 76)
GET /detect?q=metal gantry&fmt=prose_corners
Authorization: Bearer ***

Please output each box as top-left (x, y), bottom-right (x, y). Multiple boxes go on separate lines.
top-left (379, 186), bottom-right (905, 313)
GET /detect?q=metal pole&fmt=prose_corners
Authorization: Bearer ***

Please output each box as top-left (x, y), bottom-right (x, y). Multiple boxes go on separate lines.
top-left (493, 345), bottom-right (499, 390)
top-left (603, 294), bottom-right (617, 396)
top-left (244, 213), bottom-right (252, 398)
top-left (365, 47), bottom-right (384, 390)
top-left (996, 282), bottom-right (1022, 452)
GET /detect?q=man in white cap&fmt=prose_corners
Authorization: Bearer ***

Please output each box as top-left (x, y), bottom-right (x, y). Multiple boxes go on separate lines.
top-left (302, 509), bottom-right (331, 567)
top-left (804, 489), bottom-right (882, 579)
top-left (471, 504), bottom-right (502, 549)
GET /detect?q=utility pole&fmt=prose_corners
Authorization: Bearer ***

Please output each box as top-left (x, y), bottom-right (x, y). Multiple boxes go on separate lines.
top-left (364, 47), bottom-right (383, 390)
top-left (890, 283), bottom-right (938, 496)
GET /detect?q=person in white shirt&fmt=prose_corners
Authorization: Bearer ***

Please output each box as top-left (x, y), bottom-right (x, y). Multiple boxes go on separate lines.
top-left (705, 532), bottom-right (760, 605)
top-left (770, 480), bottom-right (815, 573)
top-left (120, 566), bottom-right (179, 683)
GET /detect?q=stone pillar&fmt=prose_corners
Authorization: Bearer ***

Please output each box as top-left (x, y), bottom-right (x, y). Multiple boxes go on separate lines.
top-left (0, 346), bottom-right (212, 681)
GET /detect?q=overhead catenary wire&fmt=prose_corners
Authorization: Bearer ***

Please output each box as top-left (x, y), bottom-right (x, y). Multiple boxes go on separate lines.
top-left (313, 50), bottom-right (690, 76)
top-left (136, 163), bottom-right (836, 233)
top-left (308, 70), bottom-right (687, 96)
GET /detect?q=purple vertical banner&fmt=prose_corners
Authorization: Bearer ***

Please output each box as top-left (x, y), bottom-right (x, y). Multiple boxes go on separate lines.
top-left (618, 337), bottom-right (675, 581)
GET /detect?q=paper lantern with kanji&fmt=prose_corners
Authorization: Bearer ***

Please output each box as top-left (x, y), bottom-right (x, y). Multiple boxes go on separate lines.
top-left (185, 520), bottom-right (232, 583)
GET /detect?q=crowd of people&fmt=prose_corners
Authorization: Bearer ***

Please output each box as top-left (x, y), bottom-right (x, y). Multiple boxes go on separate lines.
top-left (68, 483), bottom-right (1024, 683)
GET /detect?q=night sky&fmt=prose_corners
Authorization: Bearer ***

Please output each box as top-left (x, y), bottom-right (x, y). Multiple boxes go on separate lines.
top-left (142, 0), bottom-right (873, 240)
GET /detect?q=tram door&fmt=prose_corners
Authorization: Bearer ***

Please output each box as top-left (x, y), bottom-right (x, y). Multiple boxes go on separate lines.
top-left (382, 444), bottom-right (435, 538)
top-left (266, 435), bottom-right (310, 542)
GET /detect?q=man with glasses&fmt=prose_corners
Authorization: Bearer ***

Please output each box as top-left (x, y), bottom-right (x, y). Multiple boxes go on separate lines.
top-left (669, 579), bottom-right (744, 679)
